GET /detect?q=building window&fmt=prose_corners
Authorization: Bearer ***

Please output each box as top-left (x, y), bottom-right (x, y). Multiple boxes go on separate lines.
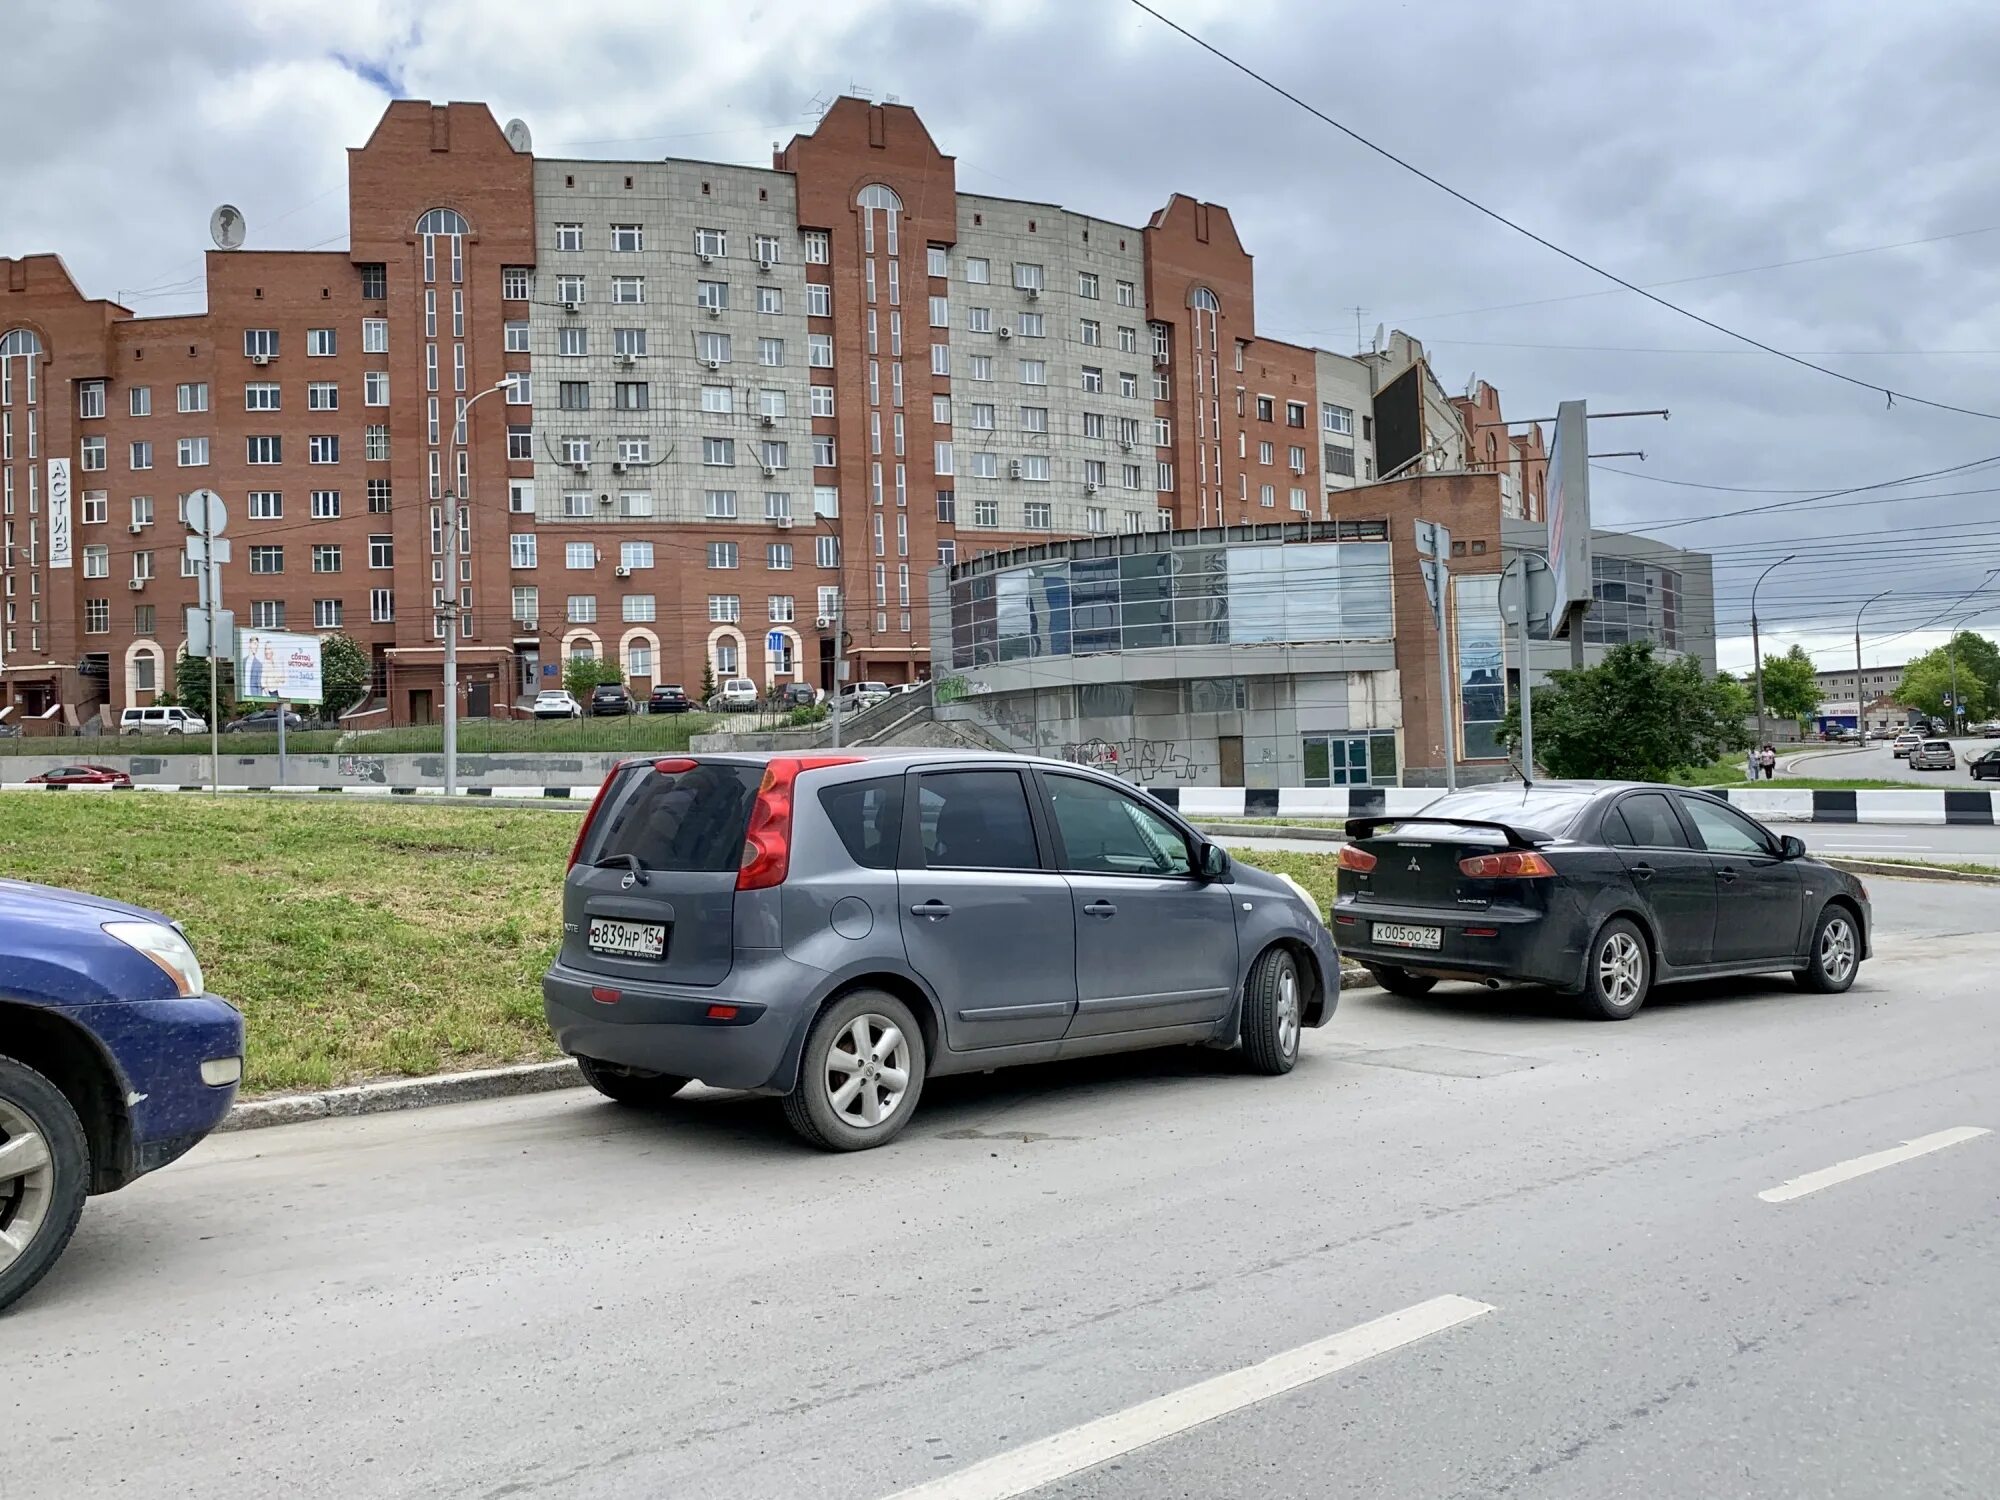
top-left (620, 540), bottom-right (653, 570)
top-left (312, 544), bottom-right (342, 573)
top-left (621, 593), bottom-right (657, 624)
top-left (504, 372), bottom-right (531, 406)
top-left (1260, 483), bottom-right (1276, 508)
top-left (1080, 319), bottom-right (1101, 347)
top-left (708, 594), bottom-right (740, 623)
top-left (696, 279), bottom-right (729, 312)
top-left (82, 546), bottom-right (109, 579)
top-left (370, 588), bottom-right (394, 623)
top-left (311, 489), bottom-right (341, 519)
top-left (130, 495), bottom-right (155, 527)
top-left (248, 490), bottom-right (282, 520)
top-left (308, 381), bottom-right (339, 411)
top-left (619, 490), bottom-right (654, 518)
top-left (1258, 440), bottom-right (1275, 465)
top-left (366, 425), bottom-right (390, 460)
top-left (815, 534), bottom-right (840, 568)
top-left (757, 285), bottom-right (783, 316)
top-left (502, 265), bottom-right (531, 299)
top-left (556, 273), bottom-right (585, 305)
top-left (78, 381), bottom-right (106, 419)
top-left (558, 381), bottom-right (589, 411)
top-left (1014, 262), bottom-right (1043, 291)
top-left (562, 492), bottom-right (592, 518)
top-left (808, 333), bottom-right (833, 368)
top-left (250, 601), bottom-right (285, 629)
top-left (758, 337), bottom-right (785, 367)
top-left (1289, 445), bottom-right (1307, 473)
top-left (972, 498), bottom-right (998, 527)
top-left (1080, 366), bottom-right (1102, 394)
top-left (803, 229), bottom-right (830, 263)
top-left (1017, 311), bottom-right (1044, 338)
top-left (307, 329), bottom-right (336, 357)
top-left (1076, 271), bottom-right (1100, 299)
top-left (129, 385), bottom-right (152, 417)
top-left (309, 435), bottom-right (339, 464)
top-left (244, 382), bottom-right (281, 413)
top-left (610, 224), bottom-right (644, 253)
top-left (246, 435), bottom-right (281, 465)
top-left (77, 436), bottom-right (106, 471)
top-left (614, 327), bottom-right (648, 359)
top-left (703, 437), bottom-right (735, 466)
top-left (697, 331), bottom-right (730, 365)
top-left (707, 542), bottom-right (738, 569)
top-left (1019, 360), bottom-right (1048, 387)
top-left (929, 295), bottom-right (950, 328)
top-left (705, 489), bottom-right (738, 519)
top-left (1020, 455), bottom-right (1050, 482)
top-left (1290, 487), bottom-right (1308, 512)
top-left (510, 534), bottom-right (538, 569)
top-left (614, 381), bottom-right (650, 412)
top-left (967, 453), bottom-right (997, 480)
top-left (176, 382), bottom-right (209, 414)
top-left (555, 223), bottom-right (583, 252)
top-left (565, 541), bottom-right (595, 570)
top-left (963, 256), bottom-right (990, 286)
top-left (1024, 501), bottom-right (1052, 530)
top-left (249, 545), bottom-right (283, 574)
top-left (244, 329), bottom-right (279, 360)
top-left (369, 534), bottom-right (394, 569)
top-left (79, 491), bottom-right (107, 524)
top-left (566, 595), bottom-right (596, 624)
top-left (127, 440), bottom-right (152, 471)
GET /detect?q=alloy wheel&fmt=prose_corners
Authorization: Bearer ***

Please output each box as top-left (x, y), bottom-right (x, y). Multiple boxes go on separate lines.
top-left (0, 1097), bottom-right (55, 1276)
top-left (1275, 966), bottom-right (1301, 1059)
top-left (1598, 931), bottom-right (1646, 1007)
top-left (1819, 916), bottom-right (1857, 986)
top-left (822, 1013), bottom-right (911, 1129)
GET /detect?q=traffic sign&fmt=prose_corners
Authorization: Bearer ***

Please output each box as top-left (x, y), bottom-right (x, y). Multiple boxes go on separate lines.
top-left (184, 489), bottom-right (228, 537)
top-left (766, 630), bottom-right (787, 654)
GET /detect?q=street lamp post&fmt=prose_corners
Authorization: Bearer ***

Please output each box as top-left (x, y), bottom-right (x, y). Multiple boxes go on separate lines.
top-left (442, 379), bottom-right (514, 796)
top-left (1854, 589), bottom-right (1890, 742)
top-left (1749, 554), bottom-right (1796, 772)
top-left (817, 513), bottom-right (845, 748)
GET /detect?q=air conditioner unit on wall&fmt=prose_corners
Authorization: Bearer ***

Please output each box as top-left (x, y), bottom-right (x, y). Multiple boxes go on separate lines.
top-left (759, 413), bottom-right (776, 427)
top-left (250, 353), bottom-right (271, 367)
top-left (997, 327), bottom-right (1012, 340)
top-left (1025, 288), bottom-right (1040, 301)
top-left (707, 305), bottom-right (723, 319)
top-left (612, 462), bottom-right (629, 474)
top-left (815, 615), bottom-right (834, 630)
top-left (774, 515), bottom-right (793, 529)
top-left (704, 359), bottom-right (721, 371)
top-left (127, 577), bottom-right (145, 590)
top-left (128, 521), bottom-right (145, 534)
top-left (697, 252), bottom-right (713, 265)
top-left (571, 461), bottom-right (589, 474)
top-left (1084, 482), bottom-right (1099, 494)
top-left (614, 566), bottom-right (630, 578)
top-left (563, 300), bottom-right (580, 314)
top-left (1008, 460), bottom-right (1023, 480)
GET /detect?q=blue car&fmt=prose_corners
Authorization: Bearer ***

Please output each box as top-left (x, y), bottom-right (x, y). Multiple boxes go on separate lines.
top-left (0, 880), bottom-right (243, 1312)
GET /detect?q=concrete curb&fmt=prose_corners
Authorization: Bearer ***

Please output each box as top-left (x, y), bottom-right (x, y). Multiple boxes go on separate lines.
top-left (1822, 856), bottom-right (2000, 886)
top-left (219, 1058), bottom-right (582, 1132)
top-left (1205, 822), bottom-right (1344, 842)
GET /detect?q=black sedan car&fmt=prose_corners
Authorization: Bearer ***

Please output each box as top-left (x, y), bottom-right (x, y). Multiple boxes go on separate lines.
top-left (648, 683), bottom-right (691, 714)
top-left (223, 708), bottom-right (310, 734)
top-left (1970, 747), bottom-right (2000, 780)
top-left (1334, 782), bottom-right (1870, 1020)
top-left (589, 684), bottom-right (633, 717)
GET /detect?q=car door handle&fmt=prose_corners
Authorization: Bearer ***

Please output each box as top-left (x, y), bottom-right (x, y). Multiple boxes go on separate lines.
top-left (1083, 900), bottom-right (1119, 917)
top-left (910, 901), bottom-right (952, 919)
top-left (1630, 863), bottom-right (1655, 882)
top-left (1717, 868), bottom-right (1739, 884)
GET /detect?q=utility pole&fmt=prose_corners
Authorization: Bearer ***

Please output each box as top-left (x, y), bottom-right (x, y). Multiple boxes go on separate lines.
top-left (441, 381), bottom-right (512, 795)
top-left (1749, 554), bottom-right (1795, 775)
top-left (1415, 519), bottom-right (1456, 794)
top-left (1503, 550), bottom-right (1548, 783)
top-left (1854, 589), bottom-right (1890, 742)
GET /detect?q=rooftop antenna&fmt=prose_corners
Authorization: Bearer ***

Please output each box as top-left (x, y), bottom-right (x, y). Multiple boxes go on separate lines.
top-left (209, 204), bottom-right (246, 251)
top-left (847, 81), bottom-right (874, 100)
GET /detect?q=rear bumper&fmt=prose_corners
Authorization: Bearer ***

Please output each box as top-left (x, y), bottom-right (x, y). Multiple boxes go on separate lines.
top-left (1332, 899), bottom-right (1580, 989)
top-left (543, 952), bottom-right (821, 1093)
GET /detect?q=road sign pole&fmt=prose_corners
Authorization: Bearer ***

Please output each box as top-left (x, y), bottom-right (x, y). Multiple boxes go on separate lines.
top-left (206, 557), bottom-right (219, 796)
top-left (1513, 559), bottom-right (1536, 783)
top-left (277, 697), bottom-right (288, 787)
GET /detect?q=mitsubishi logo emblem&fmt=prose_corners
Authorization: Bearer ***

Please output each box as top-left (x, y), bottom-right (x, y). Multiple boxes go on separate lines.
top-left (1407, 857), bottom-right (1423, 872)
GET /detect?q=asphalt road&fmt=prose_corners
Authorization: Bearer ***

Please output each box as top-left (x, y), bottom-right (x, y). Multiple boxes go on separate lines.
top-left (7, 878), bottom-right (1998, 1500)
top-left (1783, 737), bottom-right (2000, 785)
top-left (1228, 822), bottom-right (2000, 865)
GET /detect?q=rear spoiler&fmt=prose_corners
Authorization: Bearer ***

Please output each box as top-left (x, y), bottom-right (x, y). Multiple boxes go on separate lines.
top-left (1343, 816), bottom-right (1555, 848)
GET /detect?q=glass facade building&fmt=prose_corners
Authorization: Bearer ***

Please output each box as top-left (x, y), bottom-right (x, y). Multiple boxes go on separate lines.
top-left (1583, 555), bottom-right (1683, 651)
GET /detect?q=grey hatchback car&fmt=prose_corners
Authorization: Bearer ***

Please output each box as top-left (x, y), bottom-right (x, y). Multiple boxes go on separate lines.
top-left (544, 752), bottom-right (1339, 1149)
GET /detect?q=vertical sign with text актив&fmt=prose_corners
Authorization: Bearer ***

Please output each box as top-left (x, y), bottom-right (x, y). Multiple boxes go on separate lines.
top-left (47, 459), bottom-right (72, 569)
top-left (1544, 400), bottom-right (1593, 638)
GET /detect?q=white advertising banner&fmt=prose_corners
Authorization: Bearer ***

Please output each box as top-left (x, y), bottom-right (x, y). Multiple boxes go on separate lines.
top-left (47, 458), bottom-right (72, 570)
top-left (239, 630), bottom-right (324, 704)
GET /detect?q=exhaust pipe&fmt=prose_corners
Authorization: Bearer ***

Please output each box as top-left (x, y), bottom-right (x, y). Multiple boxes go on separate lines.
top-left (1482, 977), bottom-right (1503, 990)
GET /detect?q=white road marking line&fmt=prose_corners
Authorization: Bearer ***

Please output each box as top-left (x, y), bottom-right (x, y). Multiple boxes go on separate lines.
top-left (1759, 1127), bottom-right (1991, 1203)
top-left (880, 1294), bottom-right (1493, 1500)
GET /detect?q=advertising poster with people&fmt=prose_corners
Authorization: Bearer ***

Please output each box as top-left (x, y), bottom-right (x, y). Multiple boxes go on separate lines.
top-left (238, 631), bottom-right (324, 704)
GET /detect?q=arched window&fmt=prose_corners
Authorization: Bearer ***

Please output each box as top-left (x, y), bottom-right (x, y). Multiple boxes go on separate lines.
top-left (1190, 287), bottom-right (1220, 312)
top-left (0, 327), bottom-right (43, 404)
top-left (415, 207), bottom-right (469, 285)
top-left (855, 184), bottom-right (902, 255)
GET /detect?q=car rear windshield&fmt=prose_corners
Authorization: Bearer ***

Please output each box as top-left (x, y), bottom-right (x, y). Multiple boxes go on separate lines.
top-left (1923, 741), bottom-right (1951, 751)
top-left (1387, 787), bottom-right (1595, 837)
top-left (583, 761), bottom-right (763, 872)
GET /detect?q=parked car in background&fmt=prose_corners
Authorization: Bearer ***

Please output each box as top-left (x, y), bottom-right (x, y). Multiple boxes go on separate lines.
top-left (1865, 726), bottom-right (1897, 742)
top-left (25, 765), bottom-right (133, 788)
top-left (0, 879), bottom-right (243, 1311)
top-left (839, 681), bottom-right (892, 711)
top-left (1334, 782), bottom-right (1870, 1021)
top-left (118, 706), bottom-right (208, 737)
top-left (778, 682), bottom-right (820, 709)
top-left (716, 678), bottom-right (760, 712)
top-left (590, 684), bottom-right (634, 718)
top-left (1908, 739), bottom-right (1957, 771)
top-left (544, 752), bottom-right (1337, 1150)
top-left (648, 684), bottom-right (692, 715)
top-left (223, 709), bottom-right (310, 735)
top-left (1892, 731), bottom-right (1923, 758)
top-left (0, 723), bottom-right (20, 739)
top-left (1969, 748), bottom-right (2000, 781)
top-left (533, 690), bottom-right (584, 721)
top-left (1981, 722), bottom-right (2000, 738)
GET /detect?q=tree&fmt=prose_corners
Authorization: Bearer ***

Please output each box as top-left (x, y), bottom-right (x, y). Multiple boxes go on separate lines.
top-left (700, 661), bottom-right (717, 702)
top-left (563, 655), bottom-right (622, 702)
top-left (1897, 633), bottom-right (1997, 726)
top-left (1501, 641), bottom-right (1751, 780)
top-left (172, 652), bottom-right (236, 723)
top-left (1758, 644), bottom-right (1821, 727)
top-left (317, 632), bottom-right (370, 720)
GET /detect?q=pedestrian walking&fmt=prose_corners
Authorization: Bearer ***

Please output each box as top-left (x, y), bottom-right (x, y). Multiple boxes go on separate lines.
top-left (1758, 743), bottom-right (1778, 781)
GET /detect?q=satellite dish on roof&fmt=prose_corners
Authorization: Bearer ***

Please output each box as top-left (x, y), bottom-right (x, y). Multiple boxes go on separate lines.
top-left (1373, 322), bottom-right (1385, 353)
top-left (209, 204), bottom-right (246, 251)
top-left (504, 118), bottom-right (533, 153)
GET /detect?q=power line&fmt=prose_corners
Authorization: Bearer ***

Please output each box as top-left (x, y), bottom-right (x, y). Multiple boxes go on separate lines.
top-left (1610, 459), bottom-right (2000, 535)
top-left (1128, 0), bottom-right (2000, 423)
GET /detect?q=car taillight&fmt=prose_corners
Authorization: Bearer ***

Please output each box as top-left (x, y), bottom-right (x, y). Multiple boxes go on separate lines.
top-left (1336, 845), bottom-right (1377, 873)
top-left (737, 756), bottom-right (860, 890)
top-left (1458, 850), bottom-right (1557, 879)
top-left (567, 761), bottom-right (634, 871)
top-left (653, 757), bottom-right (697, 774)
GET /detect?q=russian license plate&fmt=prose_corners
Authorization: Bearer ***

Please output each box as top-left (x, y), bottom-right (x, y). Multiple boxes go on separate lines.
top-left (1372, 922), bottom-right (1442, 951)
top-left (588, 918), bottom-right (667, 959)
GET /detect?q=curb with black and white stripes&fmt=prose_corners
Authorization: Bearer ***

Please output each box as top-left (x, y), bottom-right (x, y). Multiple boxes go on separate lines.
top-left (5, 779), bottom-right (1997, 824)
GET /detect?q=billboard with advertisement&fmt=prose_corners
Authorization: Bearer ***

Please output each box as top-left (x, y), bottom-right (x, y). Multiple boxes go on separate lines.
top-left (238, 631), bottom-right (324, 704)
top-left (1544, 399), bottom-right (1593, 638)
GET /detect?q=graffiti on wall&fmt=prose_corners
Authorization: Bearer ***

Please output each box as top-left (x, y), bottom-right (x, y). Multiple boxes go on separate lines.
top-left (1061, 737), bottom-right (1199, 784)
top-left (932, 674), bottom-right (969, 706)
top-left (338, 754), bottom-right (386, 783)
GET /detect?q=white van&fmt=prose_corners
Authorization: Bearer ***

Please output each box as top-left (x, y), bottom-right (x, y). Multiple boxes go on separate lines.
top-left (119, 705), bottom-right (209, 736)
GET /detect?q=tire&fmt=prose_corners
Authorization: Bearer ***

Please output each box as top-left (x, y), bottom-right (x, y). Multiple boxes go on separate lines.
top-left (1240, 946), bottom-right (1303, 1075)
top-left (1367, 964), bottom-right (1438, 999)
top-left (575, 1056), bottom-right (690, 1108)
top-left (781, 991), bottom-right (926, 1151)
top-left (1579, 917), bottom-right (1651, 1021)
top-left (1796, 904), bottom-right (1862, 994)
top-left (0, 1057), bottom-right (91, 1316)
top-left (166, 727), bottom-right (183, 736)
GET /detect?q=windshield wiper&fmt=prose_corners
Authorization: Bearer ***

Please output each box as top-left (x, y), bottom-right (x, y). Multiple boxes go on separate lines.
top-left (594, 853), bottom-right (649, 885)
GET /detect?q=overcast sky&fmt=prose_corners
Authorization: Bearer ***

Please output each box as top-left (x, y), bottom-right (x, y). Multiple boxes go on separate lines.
top-left (12, 0), bottom-right (2000, 680)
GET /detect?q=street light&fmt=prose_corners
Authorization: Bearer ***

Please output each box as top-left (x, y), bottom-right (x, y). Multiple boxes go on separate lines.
top-left (1750, 553), bottom-right (1795, 768)
top-left (1853, 589), bottom-right (1890, 742)
top-left (442, 378), bottom-right (515, 795)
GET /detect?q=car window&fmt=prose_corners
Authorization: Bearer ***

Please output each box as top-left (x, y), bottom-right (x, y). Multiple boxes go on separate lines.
top-left (1679, 796), bottom-right (1773, 857)
top-left (1923, 741), bottom-right (1950, 751)
top-left (585, 761), bottom-right (763, 872)
top-left (917, 770), bottom-right (1042, 871)
top-left (819, 775), bottom-right (905, 870)
top-left (1606, 792), bottom-right (1689, 849)
top-left (1044, 774), bottom-right (1193, 877)
top-left (1403, 786), bottom-right (1594, 836)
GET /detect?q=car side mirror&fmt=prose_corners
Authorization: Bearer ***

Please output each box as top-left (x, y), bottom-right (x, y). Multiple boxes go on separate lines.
top-left (1194, 841), bottom-right (1231, 881)
top-left (1779, 835), bottom-right (1807, 860)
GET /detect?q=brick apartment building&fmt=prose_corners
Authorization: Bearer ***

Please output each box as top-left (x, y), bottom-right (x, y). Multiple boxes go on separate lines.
top-left (0, 97), bottom-right (1544, 729)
